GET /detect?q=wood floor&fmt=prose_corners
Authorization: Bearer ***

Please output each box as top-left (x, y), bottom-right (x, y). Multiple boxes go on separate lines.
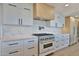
top-left (51, 43), bottom-right (79, 56)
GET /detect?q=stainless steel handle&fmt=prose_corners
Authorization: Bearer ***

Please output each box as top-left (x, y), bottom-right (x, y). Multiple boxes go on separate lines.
top-left (9, 51), bottom-right (19, 54)
top-left (28, 47), bottom-right (34, 49)
top-left (9, 43), bottom-right (18, 46)
top-left (28, 40), bottom-right (34, 42)
top-left (21, 18), bottom-right (22, 25)
top-left (18, 18), bottom-right (20, 25)
top-left (24, 8), bottom-right (30, 11)
top-left (8, 4), bottom-right (16, 7)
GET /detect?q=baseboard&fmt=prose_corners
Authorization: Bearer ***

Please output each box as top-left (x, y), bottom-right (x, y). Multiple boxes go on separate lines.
top-left (46, 53), bottom-right (54, 56)
top-left (69, 42), bottom-right (77, 47)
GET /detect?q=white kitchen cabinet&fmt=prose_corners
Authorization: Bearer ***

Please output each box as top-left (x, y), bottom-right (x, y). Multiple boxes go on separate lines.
top-left (23, 37), bottom-right (38, 56)
top-left (1, 37), bottom-right (38, 56)
top-left (54, 40), bottom-right (65, 51)
top-left (1, 47), bottom-right (23, 56)
top-left (54, 36), bottom-right (69, 51)
top-left (54, 40), bottom-right (61, 51)
top-left (19, 7), bottom-right (33, 25)
top-left (1, 40), bottom-right (24, 56)
top-left (3, 4), bottom-right (19, 25)
top-left (2, 3), bottom-right (33, 25)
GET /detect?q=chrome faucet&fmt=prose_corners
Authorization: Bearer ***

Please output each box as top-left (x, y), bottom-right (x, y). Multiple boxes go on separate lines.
top-left (38, 26), bottom-right (44, 30)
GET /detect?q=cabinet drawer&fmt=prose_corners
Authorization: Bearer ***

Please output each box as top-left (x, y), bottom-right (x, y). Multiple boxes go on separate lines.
top-left (24, 47), bottom-right (36, 56)
top-left (1, 48), bottom-right (23, 56)
top-left (24, 39), bottom-right (35, 48)
top-left (2, 40), bottom-right (23, 48)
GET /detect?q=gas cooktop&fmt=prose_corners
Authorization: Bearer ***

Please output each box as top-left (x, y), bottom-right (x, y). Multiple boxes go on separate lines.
top-left (32, 33), bottom-right (54, 36)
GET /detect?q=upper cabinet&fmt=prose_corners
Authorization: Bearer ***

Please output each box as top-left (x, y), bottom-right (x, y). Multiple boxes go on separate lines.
top-left (62, 16), bottom-right (77, 33)
top-left (3, 4), bottom-right (19, 25)
top-left (62, 16), bottom-right (71, 33)
top-left (33, 3), bottom-right (54, 20)
top-left (2, 3), bottom-right (33, 25)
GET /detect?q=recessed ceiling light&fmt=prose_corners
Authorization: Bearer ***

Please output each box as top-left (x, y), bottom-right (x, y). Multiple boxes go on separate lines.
top-left (65, 4), bottom-right (69, 7)
top-left (75, 16), bottom-right (78, 17)
top-left (75, 16), bottom-right (79, 17)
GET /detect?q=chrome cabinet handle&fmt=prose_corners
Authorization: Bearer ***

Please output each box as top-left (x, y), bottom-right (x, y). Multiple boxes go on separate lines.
top-left (18, 18), bottom-right (20, 25)
top-left (24, 8), bottom-right (30, 10)
top-left (8, 4), bottom-right (16, 7)
top-left (28, 40), bottom-right (34, 42)
top-left (8, 43), bottom-right (18, 46)
top-left (21, 18), bottom-right (22, 25)
top-left (9, 51), bottom-right (19, 54)
top-left (28, 47), bottom-right (34, 49)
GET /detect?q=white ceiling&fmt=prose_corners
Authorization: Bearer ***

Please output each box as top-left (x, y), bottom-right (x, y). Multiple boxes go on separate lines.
top-left (47, 3), bottom-right (79, 16)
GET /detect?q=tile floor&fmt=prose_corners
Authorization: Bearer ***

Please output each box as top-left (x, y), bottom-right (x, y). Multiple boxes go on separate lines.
top-left (51, 43), bottom-right (79, 56)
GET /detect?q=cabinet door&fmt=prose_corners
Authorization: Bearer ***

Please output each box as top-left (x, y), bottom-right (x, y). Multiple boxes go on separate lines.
top-left (2, 40), bottom-right (23, 48)
top-left (1, 40), bottom-right (24, 56)
top-left (3, 4), bottom-right (19, 25)
top-left (23, 38), bottom-right (38, 56)
top-left (24, 48), bottom-right (36, 56)
top-left (20, 5), bottom-right (33, 25)
top-left (34, 3), bottom-right (54, 20)
top-left (1, 47), bottom-right (23, 56)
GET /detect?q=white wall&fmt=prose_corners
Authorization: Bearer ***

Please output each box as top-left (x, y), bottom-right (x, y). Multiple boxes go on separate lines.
top-left (33, 20), bottom-right (51, 33)
top-left (50, 13), bottom-right (65, 27)
top-left (33, 20), bottom-right (50, 27)
top-left (33, 15), bottom-right (64, 33)
top-left (0, 4), bottom-right (2, 40)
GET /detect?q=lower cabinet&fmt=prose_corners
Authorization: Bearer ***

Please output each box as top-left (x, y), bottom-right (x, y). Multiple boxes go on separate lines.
top-left (23, 37), bottom-right (38, 56)
top-left (1, 48), bottom-right (23, 56)
top-left (54, 37), bottom-right (69, 51)
top-left (1, 40), bottom-right (24, 56)
top-left (1, 37), bottom-right (38, 56)
top-left (54, 40), bottom-right (61, 51)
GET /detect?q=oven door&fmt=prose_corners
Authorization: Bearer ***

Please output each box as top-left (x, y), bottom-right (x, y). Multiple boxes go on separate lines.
top-left (39, 40), bottom-right (54, 54)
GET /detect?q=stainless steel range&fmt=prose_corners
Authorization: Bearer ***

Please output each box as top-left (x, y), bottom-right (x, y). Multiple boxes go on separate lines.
top-left (33, 33), bottom-right (55, 56)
